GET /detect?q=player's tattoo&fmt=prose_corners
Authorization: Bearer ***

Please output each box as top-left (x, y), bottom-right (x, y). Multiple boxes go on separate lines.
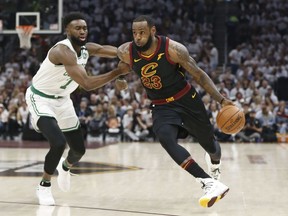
top-left (172, 43), bottom-right (188, 63)
top-left (195, 70), bottom-right (223, 102)
top-left (170, 41), bottom-right (223, 103)
top-left (176, 47), bottom-right (185, 61)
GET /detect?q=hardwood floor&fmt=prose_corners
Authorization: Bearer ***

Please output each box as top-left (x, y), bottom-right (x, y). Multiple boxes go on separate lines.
top-left (0, 141), bottom-right (287, 216)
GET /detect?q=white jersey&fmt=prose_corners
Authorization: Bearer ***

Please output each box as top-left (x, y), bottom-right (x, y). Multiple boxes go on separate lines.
top-left (32, 38), bottom-right (89, 97)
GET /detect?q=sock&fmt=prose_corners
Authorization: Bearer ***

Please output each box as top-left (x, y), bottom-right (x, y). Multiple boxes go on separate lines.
top-left (186, 162), bottom-right (210, 178)
top-left (62, 160), bottom-right (70, 171)
top-left (181, 157), bottom-right (210, 178)
top-left (40, 179), bottom-right (51, 187)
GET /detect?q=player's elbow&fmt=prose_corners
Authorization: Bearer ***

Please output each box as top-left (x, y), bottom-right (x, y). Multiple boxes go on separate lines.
top-left (81, 85), bottom-right (92, 91)
top-left (80, 80), bottom-right (94, 91)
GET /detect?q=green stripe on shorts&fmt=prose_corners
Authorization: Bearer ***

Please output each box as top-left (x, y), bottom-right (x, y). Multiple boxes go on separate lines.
top-left (61, 121), bottom-right (80, 132)
top-left (30, 93), bottom-right (53, 117)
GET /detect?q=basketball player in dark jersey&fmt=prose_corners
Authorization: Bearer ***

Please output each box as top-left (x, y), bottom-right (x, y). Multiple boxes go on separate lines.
top-left (117, 15), bottom-right (234, 208)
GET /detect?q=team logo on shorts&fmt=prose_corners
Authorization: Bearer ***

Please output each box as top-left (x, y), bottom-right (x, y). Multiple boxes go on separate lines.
top-left (191, 92), bottom-right (196, 98)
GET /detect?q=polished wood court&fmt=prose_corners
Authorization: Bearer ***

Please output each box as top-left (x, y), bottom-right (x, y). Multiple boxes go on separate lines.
top-left (0, 140), bottom-right (288, 216)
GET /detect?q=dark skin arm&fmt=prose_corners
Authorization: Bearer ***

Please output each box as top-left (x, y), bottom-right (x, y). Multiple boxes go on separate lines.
top-left (49, 44), bottom-right (130, 91)
top-left (87, 42), bottom-right (129, 90)
top-left (117, 42), bottom-right (131, 65)
top-left (116, 42), bottom-right (132, 90)
top-left (85, 42), bottom-right (118, 58)
top-left (168, 39), bottom-right (233, 107)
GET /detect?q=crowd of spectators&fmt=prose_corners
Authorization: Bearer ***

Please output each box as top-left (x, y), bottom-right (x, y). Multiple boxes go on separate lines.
top-left (0, 0), bottom-right (287, 143)
top-left (214, 0), bottom-right (288, 142)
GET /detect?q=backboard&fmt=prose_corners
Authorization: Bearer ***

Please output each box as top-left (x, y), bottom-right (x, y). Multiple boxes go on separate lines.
top-left (0, 0), bottom-right (63, 34)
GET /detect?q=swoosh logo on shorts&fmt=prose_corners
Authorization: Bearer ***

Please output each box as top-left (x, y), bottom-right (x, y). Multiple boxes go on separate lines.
top-left (192, 92), bottom-right (197, 98)
top-left (134, 58), bottom-right (141, 62)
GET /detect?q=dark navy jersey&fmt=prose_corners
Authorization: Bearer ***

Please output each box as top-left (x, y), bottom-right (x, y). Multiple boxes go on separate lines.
top-left (129, 36), bottom-right (188, 100)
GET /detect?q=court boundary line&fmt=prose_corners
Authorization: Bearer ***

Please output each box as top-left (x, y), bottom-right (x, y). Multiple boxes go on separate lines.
top-left (0, 200), bottom-right (180, 216)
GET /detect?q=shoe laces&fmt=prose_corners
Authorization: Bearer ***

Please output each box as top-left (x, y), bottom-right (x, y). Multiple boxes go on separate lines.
top-left (210, 168), bottom-right (221, 178)
top-left (201, 180), bottom-right (215, 194)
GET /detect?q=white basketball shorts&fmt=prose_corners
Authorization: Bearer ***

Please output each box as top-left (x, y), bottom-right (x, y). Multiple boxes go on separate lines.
top-left (25, 87), bottom-right (80, 132)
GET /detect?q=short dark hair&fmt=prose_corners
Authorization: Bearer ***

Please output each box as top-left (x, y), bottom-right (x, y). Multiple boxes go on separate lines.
top-left (133, 15), bottom-right (155, 28)
top-left (62, 12), bottom-right (87, 28)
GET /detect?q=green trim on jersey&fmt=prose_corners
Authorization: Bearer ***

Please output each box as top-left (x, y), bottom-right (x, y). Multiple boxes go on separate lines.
top-left (31, 85), bottom-right (63, 99)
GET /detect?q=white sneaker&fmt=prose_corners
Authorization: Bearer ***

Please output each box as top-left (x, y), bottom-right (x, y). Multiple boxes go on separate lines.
top-left (197, 178), bottom-right (229, 208)
top-left (205, 152), bottom-right (221, 180)
top-left (36, 205), bottom-right (55, 216)
top-left (36, 185), bottom-right (55, 206)
top-left (56, 157), bottom-right (71, 192)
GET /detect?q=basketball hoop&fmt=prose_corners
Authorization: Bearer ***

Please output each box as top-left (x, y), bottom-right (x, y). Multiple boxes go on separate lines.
top-left (16, 25), bottom-right (34, 49)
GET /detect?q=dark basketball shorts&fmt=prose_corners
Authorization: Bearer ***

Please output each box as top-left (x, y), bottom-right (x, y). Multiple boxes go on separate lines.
top-left (151, 87), bottom-right (215, 142)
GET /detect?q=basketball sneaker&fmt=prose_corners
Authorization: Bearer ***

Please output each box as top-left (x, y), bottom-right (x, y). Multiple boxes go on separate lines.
top-left (36, 185), bottom-right (55, 206)
top-left (36, 205), bottom-right (55, 216)
top-left (205, 152), bottom-right (221, 180)
top-left (196, 178), bottom-right (229, 208)
top-left (56, 157), bottom-right (71, 192)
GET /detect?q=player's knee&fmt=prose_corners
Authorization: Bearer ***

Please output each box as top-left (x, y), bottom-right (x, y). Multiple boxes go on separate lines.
top-left (51, 138), bottom-right (67, 152)
top-left (156, 127), bottom-right (177, 151)
top-left (156, 127), bottom-right (171, 143)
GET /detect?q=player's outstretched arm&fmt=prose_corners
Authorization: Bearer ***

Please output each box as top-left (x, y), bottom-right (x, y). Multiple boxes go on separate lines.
top-left (168, 39), bottom-right (233, 106)
top-left (49, 45), bottom-right (130, 91)
top-left (86, 42), bottom-right (118, 58)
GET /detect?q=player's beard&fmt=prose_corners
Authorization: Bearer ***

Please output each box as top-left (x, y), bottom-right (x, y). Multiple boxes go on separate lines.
top-left (70, 35), bottom-right (87, 46)
top-left (133, 35), bottom-right (153, 52)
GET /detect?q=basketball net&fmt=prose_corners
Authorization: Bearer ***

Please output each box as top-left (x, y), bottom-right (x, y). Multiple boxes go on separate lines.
top-left (16, 25), bottom-right (34, 49)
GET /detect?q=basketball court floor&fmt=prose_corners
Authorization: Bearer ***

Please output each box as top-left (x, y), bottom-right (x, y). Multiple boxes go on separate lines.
top-left (0, 140), bottom-right (287, 216)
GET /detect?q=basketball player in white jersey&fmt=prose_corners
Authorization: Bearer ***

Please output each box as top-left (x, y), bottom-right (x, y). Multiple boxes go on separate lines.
top-left (25, 12), bottom-right (130, 206)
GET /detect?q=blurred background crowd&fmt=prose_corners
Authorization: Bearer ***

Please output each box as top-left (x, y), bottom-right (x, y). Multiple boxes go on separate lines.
top-left (0, 0), bottom-right (287, 143)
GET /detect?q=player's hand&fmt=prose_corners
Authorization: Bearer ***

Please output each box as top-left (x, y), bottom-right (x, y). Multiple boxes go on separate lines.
top-left (220, 98), bottom-right (234, 107)
top-left (115, 77), bottom-right (128, 91)
top-left (117, 61), bottom-right (131, 76)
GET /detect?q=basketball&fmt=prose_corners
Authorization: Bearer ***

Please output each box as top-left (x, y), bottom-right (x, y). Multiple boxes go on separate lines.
top-left (216, 105), bottom-right (245, 134)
